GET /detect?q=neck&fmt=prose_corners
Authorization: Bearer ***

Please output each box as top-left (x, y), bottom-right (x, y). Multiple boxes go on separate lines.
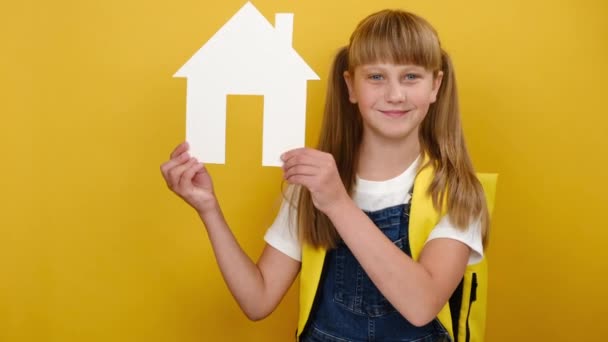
top-left (357, 130), bottom-right (421, 181)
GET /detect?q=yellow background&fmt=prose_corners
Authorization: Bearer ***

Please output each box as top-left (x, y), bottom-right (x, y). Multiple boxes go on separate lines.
top-left (2, 0), bottom-right (607, 340)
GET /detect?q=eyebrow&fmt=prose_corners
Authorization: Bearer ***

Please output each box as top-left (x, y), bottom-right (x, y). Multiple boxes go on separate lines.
top-left (360, 64), bottom-right (425, 72)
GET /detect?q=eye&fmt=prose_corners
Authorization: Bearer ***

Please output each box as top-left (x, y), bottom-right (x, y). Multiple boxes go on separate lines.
top-left (368, 73), bottom-right (384, 81)
top-left (404, 73), bottom-right (420, 81)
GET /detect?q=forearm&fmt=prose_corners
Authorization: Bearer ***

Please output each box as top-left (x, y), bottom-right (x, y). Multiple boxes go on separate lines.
top-left (161, 142), bottom-right (287, 320)
top-left (199, 203), bottom-right (269, 320)
top-left (325, 200), bottom-right (443, 326)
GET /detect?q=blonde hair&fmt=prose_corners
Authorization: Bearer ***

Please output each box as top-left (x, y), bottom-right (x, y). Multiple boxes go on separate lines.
top-left (292, 9), bottom-right (490, 249)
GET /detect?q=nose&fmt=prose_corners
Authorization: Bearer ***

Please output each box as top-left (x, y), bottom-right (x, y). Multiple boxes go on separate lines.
top-left (385, 80), bottom-right (406, 103)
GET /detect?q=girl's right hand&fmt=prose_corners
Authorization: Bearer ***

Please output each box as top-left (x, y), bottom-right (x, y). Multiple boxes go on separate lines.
top-left (160, 142), bottom-right (217, 216)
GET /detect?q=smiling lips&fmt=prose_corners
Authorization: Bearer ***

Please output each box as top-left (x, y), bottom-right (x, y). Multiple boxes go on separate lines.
top-left (379, 109), bottom-right (411, 118)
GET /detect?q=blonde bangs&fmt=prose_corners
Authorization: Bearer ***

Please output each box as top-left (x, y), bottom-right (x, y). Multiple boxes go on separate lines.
top-left (348, 10), bottom-right (442, 72)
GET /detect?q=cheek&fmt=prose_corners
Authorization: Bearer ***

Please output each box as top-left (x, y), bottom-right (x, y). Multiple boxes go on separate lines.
top-left (411, 87), bottom-right (437, 106)
top-left (428, 82), bottom-right (440, 103)
top-left (354, 90), bottom-right (376, 108)
top-left (429, 89), bottom-right (439, 103)
top-left (409, 92), bottom-right (431, 107)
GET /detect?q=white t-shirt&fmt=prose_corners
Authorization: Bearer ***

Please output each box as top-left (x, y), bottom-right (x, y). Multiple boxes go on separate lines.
top-left (264, 157), bottom-right (483, 265)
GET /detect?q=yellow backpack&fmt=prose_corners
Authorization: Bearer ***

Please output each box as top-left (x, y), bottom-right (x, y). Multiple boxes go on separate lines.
top-left (298, 166), bottom-right (497, 341)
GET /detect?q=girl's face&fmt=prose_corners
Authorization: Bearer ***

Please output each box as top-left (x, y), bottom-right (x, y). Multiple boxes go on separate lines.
top-left (344, 63), bottom-right (442, 142)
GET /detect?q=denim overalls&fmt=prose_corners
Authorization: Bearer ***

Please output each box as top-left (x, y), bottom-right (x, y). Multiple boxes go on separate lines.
top-left (300, 198), bottom-right (450, 342)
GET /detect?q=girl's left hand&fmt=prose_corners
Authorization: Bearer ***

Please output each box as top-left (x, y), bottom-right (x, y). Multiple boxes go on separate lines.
top-left (281, 148), bottom-right (350, 215)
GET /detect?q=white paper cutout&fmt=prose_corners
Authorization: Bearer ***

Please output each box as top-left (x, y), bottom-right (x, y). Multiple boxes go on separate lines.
top-left (174, 1), bottom-right (319, 166)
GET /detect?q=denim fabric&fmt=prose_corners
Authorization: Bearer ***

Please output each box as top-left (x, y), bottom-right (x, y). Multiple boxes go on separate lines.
top-left (300, 203), bottom-right (450, 342)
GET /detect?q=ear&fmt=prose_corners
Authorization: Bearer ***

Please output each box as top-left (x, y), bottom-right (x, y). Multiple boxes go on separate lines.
top-left (430, 71), bottom-right (444, 103)
top-left (343, 71), bottom-right (357, 104)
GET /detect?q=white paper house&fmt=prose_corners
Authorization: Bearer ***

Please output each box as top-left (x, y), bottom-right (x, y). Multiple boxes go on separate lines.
top-left (174, 1), bottom-right (319, 166)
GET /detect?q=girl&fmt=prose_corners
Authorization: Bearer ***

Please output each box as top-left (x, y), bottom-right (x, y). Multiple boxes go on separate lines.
top-left (161, 9), bottom-right (493, 342)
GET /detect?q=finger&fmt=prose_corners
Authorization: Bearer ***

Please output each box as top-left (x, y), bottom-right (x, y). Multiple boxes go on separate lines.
top-left (286, 149), bottom-right (334, 169)
top-left (284, 164), bottom-right (319, 180)
top-left (167, 158), bottom-right (198, 188)
top-left (281, 147), bottom-right (317, 161)
top-left (284, 174), bottom-right (316, 189)
top-left (160, 151), bottom-right (191, 179)
top-left (179, 161), bottom-right (206, 188)
top-left (170, 141), bottom-right (189, 159)
top-left (282, 153), bottom-right (322, 172)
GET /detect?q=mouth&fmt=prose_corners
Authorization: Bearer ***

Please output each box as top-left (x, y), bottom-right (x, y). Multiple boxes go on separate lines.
top-left (379, 109), bottom-right (411, 118)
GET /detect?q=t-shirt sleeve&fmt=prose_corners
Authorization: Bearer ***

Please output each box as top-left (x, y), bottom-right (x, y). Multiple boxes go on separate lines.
top-left (264, 195), bottom-right (302, 262)
top-left (426, 215), bottom-right (484, 265)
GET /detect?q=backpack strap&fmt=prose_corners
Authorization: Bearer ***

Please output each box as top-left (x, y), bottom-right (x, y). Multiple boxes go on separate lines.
top-left (409, 167), bottom-right (498, 341)
top-left (298, 242), bottom-right (326, 336)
